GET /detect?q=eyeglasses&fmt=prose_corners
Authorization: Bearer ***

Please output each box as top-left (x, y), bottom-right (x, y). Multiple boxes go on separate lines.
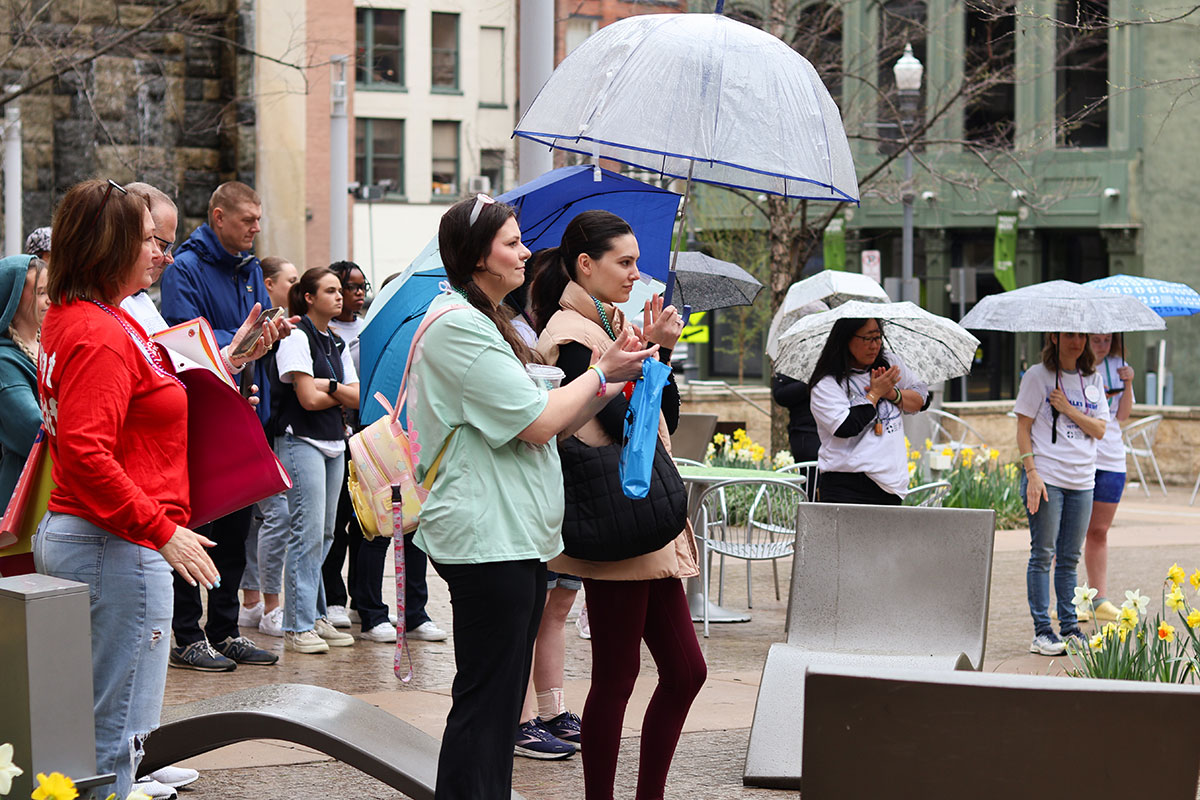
top-left (343, 281), bottom-right (371, 294)
top-left (468, 193), bottom-right (496, 227)
top-left (153, 235), bottom-right (174, 257)
top-left (853, 334), bottom-right (884, 344)
top-left (89, 179), bottom-right (128, 230)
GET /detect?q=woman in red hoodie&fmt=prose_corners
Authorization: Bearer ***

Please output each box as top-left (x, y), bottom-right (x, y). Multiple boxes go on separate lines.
top-left (33, 180), bottom-right (221, 800)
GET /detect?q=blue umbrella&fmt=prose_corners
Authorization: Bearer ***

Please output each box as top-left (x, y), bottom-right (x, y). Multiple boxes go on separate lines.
top-left (358, 165), bottom-right (681, 424)
top-left (1083, 274), bottom-right (1200, 317)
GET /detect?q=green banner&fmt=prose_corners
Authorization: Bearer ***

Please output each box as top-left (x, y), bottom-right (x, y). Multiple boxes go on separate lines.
top-left (823, 214), bottom-right (845, 271)
top-left (994, 212), bottom-right (1018, 291)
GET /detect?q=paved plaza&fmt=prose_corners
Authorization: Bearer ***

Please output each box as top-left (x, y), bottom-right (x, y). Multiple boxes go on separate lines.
top-left (165, 485), bottom-right (1200, 798)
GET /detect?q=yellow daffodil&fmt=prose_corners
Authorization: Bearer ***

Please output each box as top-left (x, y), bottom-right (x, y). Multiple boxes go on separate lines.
top-left (1191, 569), bottom-right (1200, 593)
top-left (1089, 633), bottom-right (1104, 651)
top-left (924, 438), bottom-right (933, 451)
top-left (1167, 587), bottom-right (1187, 612)
top-left (1122, 589), bottom-right (1149, 616)
top-left (1158, 621), bottom-right (1176, 643)
top-left (909, 449), bottom-right (921, 461)
top-left (32, 771), bottom-right (78, 800)
top-left (961, 447), bottom-right (975, 459)
top-left (1118, 606), bottom-right (1138, 630)
top-left (1118, 625), bottom-right (1129, 643)
top-left (0, 742), bottom-right (23, 795)
top-left (989, 448), bottom-right (1000, 461)
top-left (904, 436), bottom-right (911, 450)
top-left (941, 447), bottom-right (953, 457)
top-left (907, 462), bottom-right (917, 475)
top-left (1072, 584), bottom-right (1098, 612)
top-left (1101, 622), bottom-right (1118, 638)
top-left (713, 433), bottom-right (726, 446)
top-left (1188, 609), bottom-right (1200, 629)
top-left (1168, 563), bottom-right (1186, 586)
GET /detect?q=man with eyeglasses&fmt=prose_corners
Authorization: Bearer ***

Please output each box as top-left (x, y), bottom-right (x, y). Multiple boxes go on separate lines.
top-left (159, 181), bottom-right (283, 676)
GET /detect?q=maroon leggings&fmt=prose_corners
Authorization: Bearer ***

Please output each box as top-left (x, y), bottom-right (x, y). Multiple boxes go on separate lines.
top-left (581, 577), bottom-right (707, 800)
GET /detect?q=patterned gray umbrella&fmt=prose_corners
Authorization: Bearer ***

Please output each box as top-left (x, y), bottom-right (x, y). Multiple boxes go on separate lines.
top-left (672, 252), bottom-right (763, 313)
top-left (958, 280), bottom-right (1166, 333)
top-left (775, 300), bottom-right (980, 384)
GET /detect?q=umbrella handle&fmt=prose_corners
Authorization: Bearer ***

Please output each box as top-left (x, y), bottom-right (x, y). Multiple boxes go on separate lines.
top-left (663, 271), bottom-right (676, 307)
top-left (681, 304), bottom-right (692, 328)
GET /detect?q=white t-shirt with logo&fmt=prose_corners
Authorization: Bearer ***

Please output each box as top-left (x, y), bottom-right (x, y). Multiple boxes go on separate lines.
top-left (1013, 363), bottom-right (1110, 491)
top-left (811, 351), bottom-right (926, 498)
top-left (1094, 355), bottom-right (1131, 473)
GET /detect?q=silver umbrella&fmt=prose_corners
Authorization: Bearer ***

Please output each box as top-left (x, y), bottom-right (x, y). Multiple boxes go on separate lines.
top-left (775, 300), bottom-right (980, 384)
top-left (767, 270), bottom-right (890, 359)
top-left (671, 252), bottom-right (763, 313)
top-left (958, 280), bottom-right (1166, 333)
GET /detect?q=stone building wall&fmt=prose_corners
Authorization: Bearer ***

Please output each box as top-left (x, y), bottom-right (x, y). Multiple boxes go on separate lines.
top-left (2, 0), bottom-right (252, 239)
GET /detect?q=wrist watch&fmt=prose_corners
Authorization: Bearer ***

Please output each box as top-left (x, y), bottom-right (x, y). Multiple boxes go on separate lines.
top-left (326, 379), bottom-right (338, 395)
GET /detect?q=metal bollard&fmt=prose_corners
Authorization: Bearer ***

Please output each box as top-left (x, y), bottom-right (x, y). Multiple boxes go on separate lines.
top-left (0, 573), bottom-right (111, 797)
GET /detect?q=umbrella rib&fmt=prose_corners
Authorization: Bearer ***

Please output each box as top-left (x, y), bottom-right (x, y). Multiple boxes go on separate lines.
top-left (883, 320), bottom-right (975, 374)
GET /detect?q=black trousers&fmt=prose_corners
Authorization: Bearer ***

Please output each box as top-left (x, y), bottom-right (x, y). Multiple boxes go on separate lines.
top-left (172, 505), bottom-right (254, 645)
top-left (816, 471), bottom-right (902, 506)
top-left (323, 468), bottom-right (433, 630)
top-left (431, 558), bottom-right (546, 800)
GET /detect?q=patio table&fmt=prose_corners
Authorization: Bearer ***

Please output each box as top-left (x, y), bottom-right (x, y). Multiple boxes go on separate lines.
top-left (675, 465), bottom-right (806, 624)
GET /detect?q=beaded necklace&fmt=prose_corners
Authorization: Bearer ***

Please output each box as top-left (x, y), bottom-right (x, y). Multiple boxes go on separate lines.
top-left (451, 286), bottom-right (470, 303)
top-left (90, 300), bottom-right (186, 390)
top-left (592, 296), bottom-right (616, 341)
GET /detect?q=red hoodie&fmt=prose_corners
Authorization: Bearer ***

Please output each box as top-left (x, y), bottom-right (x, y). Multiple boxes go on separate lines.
top-left (39, 300), bottom-right (189, 549)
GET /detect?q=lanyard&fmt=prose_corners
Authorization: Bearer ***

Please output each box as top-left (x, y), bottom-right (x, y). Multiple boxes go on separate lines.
top-left (90, 300), bottom-right (186, 391)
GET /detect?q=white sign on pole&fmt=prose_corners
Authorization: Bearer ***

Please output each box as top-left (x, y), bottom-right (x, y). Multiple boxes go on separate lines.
top-left (861, 250), bottom-right (882, 284)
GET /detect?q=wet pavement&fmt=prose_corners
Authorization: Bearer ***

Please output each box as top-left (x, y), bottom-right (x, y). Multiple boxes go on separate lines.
top-left (164, 485), bottom-right (1200, 798)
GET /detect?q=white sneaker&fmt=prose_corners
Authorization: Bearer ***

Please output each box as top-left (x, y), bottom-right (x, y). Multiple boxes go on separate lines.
top-left (409, 620), bottom-right (449, 641)
top-left (145, 766), bottom-right (199, 788)
top-left (575, 606), bottom-right (591, 640)
top-left (1030, 632), bottom-right (1066, 656)
top-left (284, 630), bottom-right (329, 654)
top-left (350, 608), bottom-right (398, 626)
top-left (258, 606), bottom-right (284, 638)
top-left (132, 778), bottom-right (177, 799)
top-left (237, 601), bottom-right (263, 628)
top-left (362, 621), bottom-right (398, 642)
top-left (325, 604), bottom-right (352, 628)
top-left (314, 617), bottom-right (356, 646)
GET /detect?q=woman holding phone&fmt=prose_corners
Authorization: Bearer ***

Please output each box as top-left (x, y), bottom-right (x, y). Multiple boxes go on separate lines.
top-left (272, 267), bottom-right (360, 654)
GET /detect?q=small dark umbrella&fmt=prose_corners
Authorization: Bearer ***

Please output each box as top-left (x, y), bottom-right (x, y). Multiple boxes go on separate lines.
top-left (672, 252), bottom-right (764, 313)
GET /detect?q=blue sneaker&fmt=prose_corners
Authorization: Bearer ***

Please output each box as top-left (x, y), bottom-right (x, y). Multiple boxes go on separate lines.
top-left (541, 711), bottom-right (582, 750)
top-left (514, 719), bottom-right (575, 760)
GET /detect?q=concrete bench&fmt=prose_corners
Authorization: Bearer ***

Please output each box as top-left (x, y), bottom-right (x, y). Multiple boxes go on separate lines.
top-left (141, 684), bottom-right (525, 800)
top-left (743, 503), bottom-right (995, 788)
top-left (801, 665), bottom-right (1200, 799)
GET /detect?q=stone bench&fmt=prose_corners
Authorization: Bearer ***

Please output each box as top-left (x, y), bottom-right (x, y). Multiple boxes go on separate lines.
top-left (743, 503), bottom-right (995, 788)
top-left (801, 665), bottom-right (1200, 799)
top-left (141, 684), bottom-right (525, 800)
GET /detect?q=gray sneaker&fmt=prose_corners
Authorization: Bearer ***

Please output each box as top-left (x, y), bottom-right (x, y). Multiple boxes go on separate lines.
top-left (1029, 632), bottom-right (1066, 656)
top-left (214, 635), bottom-right (279, 666)
top-left (169, 640), bottom-right (236, 672)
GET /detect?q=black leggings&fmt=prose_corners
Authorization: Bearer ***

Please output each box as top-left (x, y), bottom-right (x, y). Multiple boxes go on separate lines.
top-left (816, 471), bottom-right (902, 505)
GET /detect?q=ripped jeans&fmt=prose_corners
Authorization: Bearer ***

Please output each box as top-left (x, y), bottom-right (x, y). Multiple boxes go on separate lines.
top-left (34, 512), bottom-right (173, 799)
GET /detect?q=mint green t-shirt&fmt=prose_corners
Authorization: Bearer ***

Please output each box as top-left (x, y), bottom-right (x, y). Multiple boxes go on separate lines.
top-left (409, 293), bottom-right (564, 564)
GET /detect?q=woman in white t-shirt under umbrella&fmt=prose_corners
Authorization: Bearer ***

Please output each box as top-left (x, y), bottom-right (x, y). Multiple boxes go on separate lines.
top-left (1014, 332), bottom-right (1110, 656)
top-left (1081, 333), bottom-right (1134, 623)
top-left (809, 317), bottom-right (929, 505)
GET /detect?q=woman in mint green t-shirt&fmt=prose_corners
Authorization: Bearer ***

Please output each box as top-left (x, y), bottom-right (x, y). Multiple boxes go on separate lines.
top-left (408, 195), bottom-right (656, 800)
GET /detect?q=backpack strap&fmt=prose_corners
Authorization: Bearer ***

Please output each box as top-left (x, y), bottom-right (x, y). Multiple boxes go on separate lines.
top-left (389, 302), bottom-right (469, 424)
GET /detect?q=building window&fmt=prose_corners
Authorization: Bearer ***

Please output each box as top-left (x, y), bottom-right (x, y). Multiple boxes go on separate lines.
top-left (565, 15), bottom-right (597, 56)
top-left (480, 149), bottom-right (505, 195)
top-left (432, 13), bottom-right (459, 91)
top-left (1056, 0), bottom-right (1108, 148)
top-left (964, 2), bottom-right (1015, 148)
top-left (432, 121), bottom-right (460, 198)
top-left (355, 118), bottom-right (404, 197)
top-left (877, 0), bottom-right (927, 154)
top-left (478, 27), bottom-right (505, 105)
top-left (791, 3), bottom-right (842, 106)
top-left (356, 9), bottom-right (403, 88)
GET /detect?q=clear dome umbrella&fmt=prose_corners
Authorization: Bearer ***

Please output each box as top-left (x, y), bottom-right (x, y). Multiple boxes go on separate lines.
top-left (513, 11), bottom-right (857, 304)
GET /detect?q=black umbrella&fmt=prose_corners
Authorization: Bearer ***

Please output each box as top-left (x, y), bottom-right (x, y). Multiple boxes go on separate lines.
top-left (672, 252), bottom-right (763, 313)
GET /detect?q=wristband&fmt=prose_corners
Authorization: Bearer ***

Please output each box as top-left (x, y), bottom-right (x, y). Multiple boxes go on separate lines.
top-left (327, 379), bottom-right (338, 395)
top-left (588, 365), bottom-right (607, 397)
top-left (893, 387), bottom-right (902, 404)
top-left (1019, 452), bottom-right (1034, 461)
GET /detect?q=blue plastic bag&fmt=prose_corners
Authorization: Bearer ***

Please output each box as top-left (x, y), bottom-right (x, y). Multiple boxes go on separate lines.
top-left (619, 357), bottom-right (672, 499)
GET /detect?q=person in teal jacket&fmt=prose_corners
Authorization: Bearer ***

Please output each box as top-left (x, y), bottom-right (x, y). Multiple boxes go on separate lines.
top-left (0, 254), bottom-right (48, 505)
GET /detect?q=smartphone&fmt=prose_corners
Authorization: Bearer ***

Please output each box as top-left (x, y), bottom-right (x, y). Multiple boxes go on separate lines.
top-left (231, 306), bottom-right (285, 359)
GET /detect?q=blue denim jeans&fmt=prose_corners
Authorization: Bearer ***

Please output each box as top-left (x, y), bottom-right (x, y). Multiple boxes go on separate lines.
top-left (33, 512), bottom-right (173, 800)
top-left (241, 491), bottom-right (290, 594)
top-left (276, 434), bottom-right (344, 632)
top-left (1021, 474), bottom-right (1093, 636)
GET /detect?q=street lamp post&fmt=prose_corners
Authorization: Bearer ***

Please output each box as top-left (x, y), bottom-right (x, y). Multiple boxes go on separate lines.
top-left (893, 43), bottom-right (923, 305)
